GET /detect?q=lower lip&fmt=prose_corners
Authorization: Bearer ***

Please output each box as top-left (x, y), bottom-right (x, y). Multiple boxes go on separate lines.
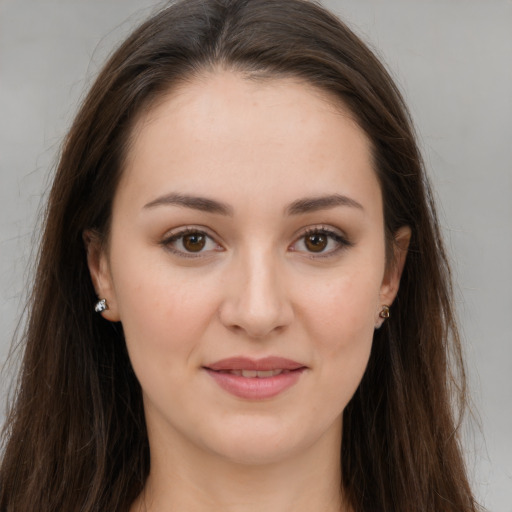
top-left (205, 369), bottom-right (305, 400)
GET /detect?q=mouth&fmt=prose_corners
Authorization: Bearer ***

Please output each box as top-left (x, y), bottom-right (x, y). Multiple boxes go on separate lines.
top-left (212, 369), bottom-right (295, 378)
top-left (203, 356), bottom-right (307, 399)
top-left (204, 356), bottom-right (306, 373)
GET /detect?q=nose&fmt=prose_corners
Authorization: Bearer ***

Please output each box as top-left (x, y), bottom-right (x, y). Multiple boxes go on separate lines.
top-left (218, 249), bottom-right (294, 339)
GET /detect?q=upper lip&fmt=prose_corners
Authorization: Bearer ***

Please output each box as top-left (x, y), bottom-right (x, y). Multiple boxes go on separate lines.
top-left (205, 356), bottom-right (306, 371)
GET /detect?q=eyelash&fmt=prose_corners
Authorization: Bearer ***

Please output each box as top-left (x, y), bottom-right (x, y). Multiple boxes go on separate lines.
top-left (160, 225), bottom-right (353, 259)
top-left (161, 227), bottom-right (221, 259)
top-left (292, 226), bottom-right (353, 258)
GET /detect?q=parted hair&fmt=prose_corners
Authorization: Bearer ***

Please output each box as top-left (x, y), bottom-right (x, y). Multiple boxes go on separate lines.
top-left (0, 0), bottom-right (479, 510)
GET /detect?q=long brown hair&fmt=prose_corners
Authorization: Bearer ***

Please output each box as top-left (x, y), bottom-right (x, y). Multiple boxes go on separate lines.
top-left (0, 0), bottom-right (479, 510)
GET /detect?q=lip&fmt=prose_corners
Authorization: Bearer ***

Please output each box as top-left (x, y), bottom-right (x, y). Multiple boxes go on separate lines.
top-left (206, 356), bottom-right (305, 372)
top-left (204, 356), bottom-right (307, 400)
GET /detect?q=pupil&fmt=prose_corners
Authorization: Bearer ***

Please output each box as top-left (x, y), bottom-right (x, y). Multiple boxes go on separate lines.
top-left (183, 233), bottom-right (206, 252)
top-left (306, 233), bottom-right (327, 252)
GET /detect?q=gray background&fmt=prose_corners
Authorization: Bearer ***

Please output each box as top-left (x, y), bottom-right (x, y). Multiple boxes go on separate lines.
top-left (1, 0), bottom-right (511, 509)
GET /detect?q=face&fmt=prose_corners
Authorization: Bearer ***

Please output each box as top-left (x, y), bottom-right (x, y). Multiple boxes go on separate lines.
top-left (88, 71), bottom-right (408, 467)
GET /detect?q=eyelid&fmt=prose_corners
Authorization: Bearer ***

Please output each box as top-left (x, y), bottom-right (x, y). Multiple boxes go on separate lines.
top-left (160, 226), bottom-right (224, 258)
top-left (289, 224), bottom-right (353, 257)
top-left (159, 224), bottom-right (353, 259)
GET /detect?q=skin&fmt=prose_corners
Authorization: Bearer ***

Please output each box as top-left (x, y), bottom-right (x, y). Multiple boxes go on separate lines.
top-left (87, 71), bottom-right (409, 512)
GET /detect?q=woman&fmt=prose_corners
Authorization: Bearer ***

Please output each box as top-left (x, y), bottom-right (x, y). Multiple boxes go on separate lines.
top-left (0, 0), bottom-right (480, 510)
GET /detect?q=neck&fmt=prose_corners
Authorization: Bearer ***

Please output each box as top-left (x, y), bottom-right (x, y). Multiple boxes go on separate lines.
top-left (131, 419), bottom-right (348, 512)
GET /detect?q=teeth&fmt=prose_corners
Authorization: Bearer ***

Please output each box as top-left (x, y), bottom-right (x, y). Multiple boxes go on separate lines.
top-left (233, 369), bottom-right (284, 378)
top-left (215, 369), bottom-right (289, 377)
top-left (254, 370), bottom-right (275, 378)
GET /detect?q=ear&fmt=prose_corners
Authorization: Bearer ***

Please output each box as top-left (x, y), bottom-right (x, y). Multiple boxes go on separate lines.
top-left (376, 226), bottom-right (411, 327)
top-left (83, 229), bottom-right (120, 322)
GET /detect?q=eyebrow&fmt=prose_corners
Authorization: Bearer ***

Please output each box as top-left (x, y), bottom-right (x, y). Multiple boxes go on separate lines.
top-left (143, 193), bottom-right (234, 216)
top-left (143, 192), bottom-right (363, 216)
top-left (285, 194), bottom-right (364, 215)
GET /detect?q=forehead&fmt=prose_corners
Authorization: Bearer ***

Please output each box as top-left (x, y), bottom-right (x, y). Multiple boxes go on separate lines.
top-left (118, 71), bottom-right (381, 216)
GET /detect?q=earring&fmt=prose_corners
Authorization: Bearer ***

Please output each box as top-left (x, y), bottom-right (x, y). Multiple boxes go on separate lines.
top-left (379, 305), bottom-right (390, 319)
top-left (94, 298), bottom-right (109, 313)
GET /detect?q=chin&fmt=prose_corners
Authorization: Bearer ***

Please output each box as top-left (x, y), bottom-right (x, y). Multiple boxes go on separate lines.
top-left (199, 413), bottom-right (339, 467)
top-left (210, 437), bottom-right (302, 467)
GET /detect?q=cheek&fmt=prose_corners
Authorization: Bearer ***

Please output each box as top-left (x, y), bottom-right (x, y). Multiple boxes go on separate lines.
top-left (298, 265), bottom-right (382, 404)
top-left (109, 247), bottom-right (221, 377)
top-left (303, 265), bottom-right (381, 346)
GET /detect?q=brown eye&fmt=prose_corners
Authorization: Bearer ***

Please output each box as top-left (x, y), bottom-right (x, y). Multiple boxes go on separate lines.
top-left (304, 233), bottom-right (328, 252)
top-left (182, 233), bottom-right (206, 252)
top-left (291, 227), bottom-right (352, 257)
top-left (162, 228), bottom-right (221, 257)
